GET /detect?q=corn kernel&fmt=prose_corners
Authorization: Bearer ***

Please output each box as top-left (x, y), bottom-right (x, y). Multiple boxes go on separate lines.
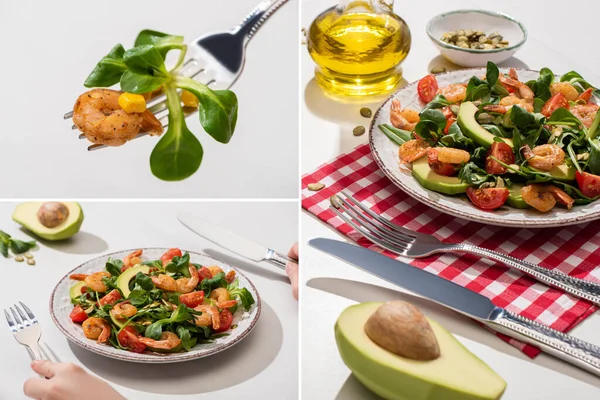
top-left (118, 93), bottom-right (147, 113)
top-left (181, 90), bottom-right (199, 108)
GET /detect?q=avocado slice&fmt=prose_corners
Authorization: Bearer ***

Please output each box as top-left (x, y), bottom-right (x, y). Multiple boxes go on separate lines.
top-left (116, 265), bottom-right (150, 299)
top-left (12, 202), bottom-right (84, 241)
top-left (336, 303), bottom-right (506, 400)
top-left (458, 102), bottom-right (513, 149)
top-left (145, 343), bottom-right (183, 353)
top-left (530, 163), bottom-right (576, 182)
top-left (506, 184), bottom-right (529, 209)
top-left (70, 282), bottom-right (86, 300)
top-left (412, 157), bottom-right (471, 195)
top-left (110, 312), bottom-right (127, 329)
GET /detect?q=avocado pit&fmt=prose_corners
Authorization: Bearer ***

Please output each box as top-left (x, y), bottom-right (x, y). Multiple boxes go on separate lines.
top-left (37, 202), bottom-right (70, 228)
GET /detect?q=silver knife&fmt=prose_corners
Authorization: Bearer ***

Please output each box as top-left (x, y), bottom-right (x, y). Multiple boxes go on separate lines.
top-left (177, 212), bottom-right (293, 270)
top-left (309, 238), bottom-right (600, 377)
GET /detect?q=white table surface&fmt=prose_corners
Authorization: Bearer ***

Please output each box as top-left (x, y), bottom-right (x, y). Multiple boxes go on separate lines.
top-left (301, 0), bottom-right (600, 399)
top-left (0, 201), bottom-right (298, 400)
top-left (0, 0), bottom-right (298, 199)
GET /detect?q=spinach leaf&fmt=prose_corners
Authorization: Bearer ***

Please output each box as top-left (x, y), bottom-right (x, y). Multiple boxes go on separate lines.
top-left (482, 124), bottom-right (511, 139)
top-left (465, 76), bottom-right (489, 101)
top-left (127, 286), bottom-right (149, 307)
top-left (440, 122), bottom-right (474, 149)
top-left (547, 108), bottom-right (583, 129)
top-left (150, 85), bottom-right (204, 181)
top-left (176, 325), bottom-right (196, 351)
top-left (0, 242), bottom-right (7, 258)
top-left (134, 272), bottom-right (154, 291)
top-left (0, 231), bottom-right (10, 243)
top-left (486, 61), bottom-right (499, 88)
top-left (588, 139), bottom-right (600, 175)
top-left (458, 162), bottom-right (493, 186)
top-left (84, 44), bottom-right (127, 88)
top-left (120, 70), bottom-right (166, 94)
top-left (123, 45), bottom-right (168, 77)
top-left (419, 109), bottom-right (447, 131)
top-left (175, 76), bottom-right (238, 144)
top-left (420, 94), bottom-right (453, 112)
top-left (228, 283), bottom-right (255, 311)
top-left (9, 239), bottom-right (36, 255)
top-left (165, 252), bottom-right (191, 277)
top-left (101, 276), bottom-right (119, 291)
top-left (379, 124), bottom-right (411, 145)
top-left (142, 259), bottom-right (164, 269)
top-left (587, 110), bottom-right (600, 140)
top-left (539, 67), bottom-right (555, 87)
top-left (134, 30), bottom-right (185, 59)
top-left (560, 71), bottom-right (600, 95)
top-left (105, 258), bottom-right (123, 277)
top-left (144, 305), bottom-right (193, 339)
top-left (200, 272), bottom-right (228, 295)
top-left (509, 105), bottom-right (537, 128)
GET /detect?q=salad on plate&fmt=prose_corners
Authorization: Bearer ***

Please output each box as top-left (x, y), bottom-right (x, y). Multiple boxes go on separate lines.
top-left (379, 62), bottom-right (600, 213)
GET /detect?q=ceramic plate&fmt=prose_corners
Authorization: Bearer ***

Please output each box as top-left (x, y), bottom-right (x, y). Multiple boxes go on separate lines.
top-left (50, 248), bottom-right (261, 363)
top-left (370, 68), bottom-right (600, 228)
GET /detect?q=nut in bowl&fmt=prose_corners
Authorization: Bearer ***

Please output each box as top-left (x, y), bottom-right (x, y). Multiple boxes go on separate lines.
top-left (426, 10), bottom-right (527, 67)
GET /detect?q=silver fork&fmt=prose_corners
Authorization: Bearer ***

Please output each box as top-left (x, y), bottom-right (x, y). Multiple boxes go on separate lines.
top-left (4, 302), bottom-right (44, 361)
top-left (330, 191), bottom-right (600, 307)
top-left (64, 0), bottom-right (291, 151)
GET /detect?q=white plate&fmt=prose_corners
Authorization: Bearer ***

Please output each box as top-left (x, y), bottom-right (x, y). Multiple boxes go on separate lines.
top-left (369, 68), bottom-right (600, 228)
top-left (50, 248), bottom-right (261, 363)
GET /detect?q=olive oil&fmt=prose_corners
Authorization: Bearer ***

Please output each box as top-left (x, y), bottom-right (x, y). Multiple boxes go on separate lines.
top-left (307, 1), bottom-right (411, 97)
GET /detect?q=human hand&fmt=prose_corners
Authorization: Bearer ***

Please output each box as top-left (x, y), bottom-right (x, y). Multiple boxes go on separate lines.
top-left (286, 242), bottom-right (299, 300)
top-left (24, 360), bottom-right (125, 400)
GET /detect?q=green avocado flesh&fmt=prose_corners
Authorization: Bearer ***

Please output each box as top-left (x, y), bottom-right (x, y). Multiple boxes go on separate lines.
top-left (507, 184), bottom-right (529, 209)
top-left (110, 312), bottom-right (127, 329)
top-left (146, 343), bottom-right (183, 353)
top-left (531, 163), bottom-right (576, 182)
top-left (412, 157), bottom-right (470, 195)
top-left (335, 303), bottom-right (506, 400)
top-left (70, 282), bottom-right (86, 300)
top-left (12, 202), bottom-right (83, 241)
top-left (458, 102), bottom-right (513, 149)
top-left (116, 265), bottom-right (150, 299)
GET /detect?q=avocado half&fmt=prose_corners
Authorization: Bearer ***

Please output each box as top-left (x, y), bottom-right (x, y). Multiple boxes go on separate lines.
top-left (335, 303), bottom-right (506, 400)
top-left (458, 102), bottom-right (513, 149)
top-left (412, 157), bottom-right (470, 195)
top-left (12, 202), bottom-right (84, 241)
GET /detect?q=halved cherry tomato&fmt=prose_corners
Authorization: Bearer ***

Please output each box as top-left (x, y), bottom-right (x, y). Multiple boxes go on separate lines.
top-left (485, 142), bottom-right (515, 175)
top-left (417, 75), bottom-right (439, 103)
top-left (161, 248), bottom-right (183, 266)
top-left (466, 187), bottom-right (509, 210)
top-left (577, 88), bottom-right (594, 103)
top-left (69, 305), bottom-right (88, 323)
top-left (427, 149), bottom-right (457, 176)
top-left (98, 289), bottom-right (122, 307)
top-left (81, 286), bottom-right (88, 294)
top-left (213, 309), bottom-right (233, 333)
top-left (198, 266), bottom-right (213, 282)
top-left (117, 326), bottom-right (146, 354)
top-left (576, 171), bottom-right (600, 198)
top-left (180, 291), bottom-right (205, 308)
top-left (541, 93), bottom-right (569, 117)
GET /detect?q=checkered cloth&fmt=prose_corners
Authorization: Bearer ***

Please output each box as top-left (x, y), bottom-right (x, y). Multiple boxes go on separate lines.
top-left (302, 144), bottom-right (600, 357)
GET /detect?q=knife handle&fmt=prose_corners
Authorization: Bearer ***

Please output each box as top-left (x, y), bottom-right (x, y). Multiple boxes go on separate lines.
top-left (447, 244), bottom-right (600, 307)
top-left (264, 249), bottom-right (294, 270)
top-left (486, 308), bottom-right (600, 377)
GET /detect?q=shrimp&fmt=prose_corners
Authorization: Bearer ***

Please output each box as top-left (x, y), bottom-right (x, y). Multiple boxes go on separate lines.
top-left (72, 89), bottom-right (164, 147)
top-left (175, 265), bottom-right (200, 294)
top-left (571, 104), bottom-right (599, 128)
top-left (498, 75), bottom-right (534, 102)
top-left (436, 84), bottom-right (467, 103)
top-left (82, 317), bottom-right (111, 343)
top-left (550, 82), bottom-right (580, 101)
top-left (139, 332), bottom-right (182, 351)
top-left (508, 68), bottom-right (519, 81)
top-left (521, 144), bottom-right (565, 171)
top-left (123, 249), bottom-right (143, 268)
top-left (225, 270), bottom-right (236, 284)
top-left (521, 184), bottom-right (574, 212)
top-left (433, 147), bottom-right (470, 164)
top-left (390, 99), bottom-right (420, 131)
top-left (398, 140), bottom-right (429, 164)
top-left (110, 302), bottom-right (137, 320)
top-left (209, 288), bottom-right (230, 303)
top-left (208, 266), bottom-right (224, 277)
top-left (151, 274), bottom-right (177, 292)
top-left (84, 272), bottom-right (110, 293)
top-left (194, 305), bottom-right (220, 330)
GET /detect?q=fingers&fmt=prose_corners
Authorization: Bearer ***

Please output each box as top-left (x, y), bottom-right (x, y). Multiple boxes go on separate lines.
top-left (31, 360), bottom-right (57, 379)
top-left (287, 242), bottom-right (299, 262)
top-left (285, 260), bottom-right (299, 300)
top-left (23, 377), bottom-right (50, 399)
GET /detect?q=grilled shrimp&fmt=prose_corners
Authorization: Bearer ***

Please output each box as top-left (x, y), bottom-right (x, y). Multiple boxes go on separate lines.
top-left (498, 75), bottom-right (534, 102)
top-left (208, 266), bottom-right (224, 277)
top-left (390, 99), bottom-right (420, 131)
top-left (138, 332), bottom-right (182, 350)
top-left (550, 82), bottom-right (580, 101)
top-left (123, 249), bottom-right (143, 269)
top-left (151, 274), bottom-right (177, 292)
top-left (175, 265), bottom-right (200, 294)
top-left (74, 272), bottom-right (110, 293)
top-left (209, 288), bottom-right (230, 303)
top-left (73, 89), bottom-right (163, 147)
top-left (571, 104), bottom-right (599, 128)
top-left (225, 270), bottom-right (236, 284)
top-left (521, 184), bottom-right (574, 212)
top-left (194, 305), bottom-right (220, 330)
top-left (521, 144), bottom-right (565, 171)
top-left (436, 84), bottom-right (467, 103)
top-left (110, 302), bottom-right (138, 320)
top-left (82, 317), bottom-right (111, 343)
top-left (433, 147), bottom-right (470, 164)
top-left (398, 140), bottom-right (429, 164)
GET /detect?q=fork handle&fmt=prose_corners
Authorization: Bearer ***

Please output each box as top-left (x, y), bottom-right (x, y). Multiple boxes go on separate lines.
top-left (27, 343), bottom-right (44, 361)
top-left (445, 243), bottom-right (600, 306)
top-left (233, 0), bottom-right (290, 43)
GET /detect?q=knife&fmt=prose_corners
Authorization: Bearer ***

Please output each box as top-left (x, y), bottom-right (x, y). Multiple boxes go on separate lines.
top-left (309, 238), bottom-right (600, 377)
top-left (177, 212), bottom-right (293, 270)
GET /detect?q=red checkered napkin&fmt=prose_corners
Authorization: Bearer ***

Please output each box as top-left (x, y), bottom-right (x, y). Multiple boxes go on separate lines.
top-left (302, 144), bottom-right (600, 357)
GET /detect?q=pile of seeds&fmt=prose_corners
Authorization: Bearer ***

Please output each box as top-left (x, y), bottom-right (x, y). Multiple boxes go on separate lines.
top-left (440, 30), bottom-right (509, 50)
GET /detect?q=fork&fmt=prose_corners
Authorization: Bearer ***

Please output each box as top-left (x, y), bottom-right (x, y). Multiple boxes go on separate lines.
top-left (330, 191), bottom-right (600, 307)
top-left (64, 0), bottom-right (291, 151)
top-left (4, 302), bottom-right (44, 361)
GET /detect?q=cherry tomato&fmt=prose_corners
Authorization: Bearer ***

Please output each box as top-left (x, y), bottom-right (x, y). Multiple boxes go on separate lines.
top-left (444, 117), bottom-right (456, 134)
top-left (98, 289), bottom-right (122, 307)
top-left (213, 309), bottom-right (233, 333)
top-left (80, 286), bottom-right (88, 294)
top-left (198, 266), bottom-right (213, 282)
top-left (577, 88), bottom-right (594, 103)
top-left (161, 248), bottom-right (183, 266)
top-left (179, 291), bottom-right (205, 308)
top-left (540, 93), bottom-right (569, 117)
top-left (485, 142), bottom-right (515, 175)
top-left (427, 149), bottom-right (457, 177)
top-left (466, 187), bottom-right (509, 210)
top-left (417, 75), bottom-right (439, 103)
top-left (440, 106), bottom-right (454, 119)
top-left (118, 326), bottom-right (146, 354)
top-left (576, 171), bottom-right (600, 198)
top-left (69, 305), bottom-right (88, 324)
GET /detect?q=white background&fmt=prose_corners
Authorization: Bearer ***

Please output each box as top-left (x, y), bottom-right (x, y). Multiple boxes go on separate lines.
top-left (0, 201), bottom-right (298, 400)
top-left (301, 0), bottom-right (600, 399)
top-left (0, 0), bottom-right (299, 199)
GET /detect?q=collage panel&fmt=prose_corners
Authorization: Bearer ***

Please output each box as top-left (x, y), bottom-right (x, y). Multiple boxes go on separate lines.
top-left (0, 200), bottom-right (298, 399)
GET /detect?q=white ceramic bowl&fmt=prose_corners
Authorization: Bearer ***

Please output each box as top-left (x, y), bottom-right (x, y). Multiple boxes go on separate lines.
top-left (426, 10), bottom-right (527, 67)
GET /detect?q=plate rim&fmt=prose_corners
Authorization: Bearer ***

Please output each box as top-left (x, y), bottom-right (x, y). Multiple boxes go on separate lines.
top-left (368, 67), bottom-right (600, 228)
top-left (49, 247), bottom-right (262, 364)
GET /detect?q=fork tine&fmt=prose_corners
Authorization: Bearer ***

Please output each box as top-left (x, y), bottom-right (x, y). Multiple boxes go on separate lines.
top-left (14, 304), bottom-right (30, 326)
top-left (10, 307), bottom-right (23, 326)
top-left (19, 302), bottom-right (37, 324)
top-left (4, 309), bottom-right (16, 331)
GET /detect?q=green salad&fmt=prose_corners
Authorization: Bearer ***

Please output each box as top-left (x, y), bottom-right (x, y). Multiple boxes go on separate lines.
top-left (380, 61), bottom-right (600, 212)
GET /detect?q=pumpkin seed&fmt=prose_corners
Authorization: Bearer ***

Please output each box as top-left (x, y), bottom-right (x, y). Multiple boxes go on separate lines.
top-left (27, 259), bottom-right (36, 266)
top-left (430, 66), bottom-right (446, 74)
top-left (477, 113), bottom-right (494, 124)
top-left (330, 195), bottom-right (341, 209)
top-left (440, 30), bottom-right (509, 50)
top-left (308, 182), bottom-right (325, 191)
top-left (24, 252), bottom-right (33, 259)
top-left (360, 107), bottom-right (372, 118)
top-left (15, 256), bottom-right (24, 262)
top-left (353, 126), bottom-right (366, 136)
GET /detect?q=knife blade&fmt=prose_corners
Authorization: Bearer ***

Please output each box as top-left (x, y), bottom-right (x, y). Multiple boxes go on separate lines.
top-left (309, 238), bottom-right (600, 377)
top-left (177, 212), bottom-right (292, 270)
